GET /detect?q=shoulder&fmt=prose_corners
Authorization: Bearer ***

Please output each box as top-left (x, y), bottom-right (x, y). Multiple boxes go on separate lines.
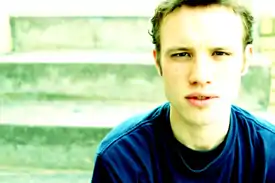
top-left (231, 105), bottom-right (275, 157)
top-left (93, 102), bottom-right (170, 178)
top-left (231, 105), bottom-right (275, 135)
top-left (232, 106), bottom-right (275, 177)
top-left (232, 105), bottom-right (275, 165)
top-left (96, 102), bottom-right (170, 156)
top-left (92, 103), bottom-right (170, 182)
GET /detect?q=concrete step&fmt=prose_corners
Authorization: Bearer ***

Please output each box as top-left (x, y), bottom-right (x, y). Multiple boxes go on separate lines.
top-left (0, 51), bottom-right (154, 64)
top-left (0, 101), bottom-right (159, 127)
top-left (0, 52), bottom-right (165, 103)
top-left (11, 16), bottom-right (152, 52)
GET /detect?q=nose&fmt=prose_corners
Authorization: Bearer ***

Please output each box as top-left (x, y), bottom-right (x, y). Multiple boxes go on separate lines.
top-left (188, 58), bottom-right (213, 86)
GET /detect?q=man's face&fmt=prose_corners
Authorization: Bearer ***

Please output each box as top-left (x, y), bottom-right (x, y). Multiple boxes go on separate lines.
top-left (153, 5), bottom-right (253, 125)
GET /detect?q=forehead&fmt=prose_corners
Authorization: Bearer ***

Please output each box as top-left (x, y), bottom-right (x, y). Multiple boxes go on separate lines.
top-left (160, 5), bottom-right (244, 50)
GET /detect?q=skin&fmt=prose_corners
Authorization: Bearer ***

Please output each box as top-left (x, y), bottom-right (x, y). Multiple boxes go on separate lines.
top-left (153, 5), bottom-right (253, 151)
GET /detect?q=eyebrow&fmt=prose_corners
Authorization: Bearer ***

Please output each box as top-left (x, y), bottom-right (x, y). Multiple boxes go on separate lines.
top-left (165, 46), bottom-right (232, 55)
top-left (165, 47), bottom-right (193, 55)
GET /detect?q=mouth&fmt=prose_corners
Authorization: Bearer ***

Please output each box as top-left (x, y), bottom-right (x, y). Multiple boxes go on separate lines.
top-left (186, 96), bottom-right (218, 100)
top-left (185, 93), bottom-right (219, 107)
top-left (185, 93), bottom-right (219, 100)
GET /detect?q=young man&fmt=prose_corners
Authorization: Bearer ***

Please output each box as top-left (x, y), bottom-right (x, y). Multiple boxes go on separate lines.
top-left (91, 0), bottom-right (275, 182)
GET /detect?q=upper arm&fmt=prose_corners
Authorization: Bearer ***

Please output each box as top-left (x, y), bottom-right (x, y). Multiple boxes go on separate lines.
top-left (91, 154), bottom-right (121, 183)
top-left (261, 131), bottom-right (275, 183)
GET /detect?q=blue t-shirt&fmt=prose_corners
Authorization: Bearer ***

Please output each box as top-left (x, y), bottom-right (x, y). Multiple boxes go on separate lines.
top-left (91, 103), bottom-right (275, 183)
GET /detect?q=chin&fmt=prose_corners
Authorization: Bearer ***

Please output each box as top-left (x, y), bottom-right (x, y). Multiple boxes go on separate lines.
top-left (177, 103), bottom-right (230, 123)
top-left (184, 110), bottom-right (226, 126)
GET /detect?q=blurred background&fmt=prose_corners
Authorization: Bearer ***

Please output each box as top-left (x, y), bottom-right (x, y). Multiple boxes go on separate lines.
top-left (0, 0), bottom-right (275, 182)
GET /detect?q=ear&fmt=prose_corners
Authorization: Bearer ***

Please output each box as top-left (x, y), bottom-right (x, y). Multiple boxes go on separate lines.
top-left (153, 49), bottom-right (162, 76)
top-left (242, 44), bottom-right (253, 76)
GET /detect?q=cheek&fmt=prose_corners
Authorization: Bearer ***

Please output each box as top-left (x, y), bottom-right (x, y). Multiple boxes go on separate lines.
top-left (216, 59), bottom-right (243, 82)
top-left (162, 63), bottom-right (188, 82)
top-left (161, 63), bottom-right (189, 93)
top-left (216, 66), bottom-right (242, 99)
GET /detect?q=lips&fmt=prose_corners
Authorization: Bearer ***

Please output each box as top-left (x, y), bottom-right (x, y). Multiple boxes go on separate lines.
top-left (185, 93), bottom-right (219, 100)
top-left (185, 93), bottom-right (219, 107)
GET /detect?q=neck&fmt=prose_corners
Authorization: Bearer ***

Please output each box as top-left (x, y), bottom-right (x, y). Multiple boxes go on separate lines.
top-left (170, 105), bottom-right (231, 151)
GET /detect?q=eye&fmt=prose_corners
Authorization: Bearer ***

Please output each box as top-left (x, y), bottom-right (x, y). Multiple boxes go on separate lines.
top-left (171, 52), bottom-right (191, 57)
top-left (212, 51), bottom-right (230, 56)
